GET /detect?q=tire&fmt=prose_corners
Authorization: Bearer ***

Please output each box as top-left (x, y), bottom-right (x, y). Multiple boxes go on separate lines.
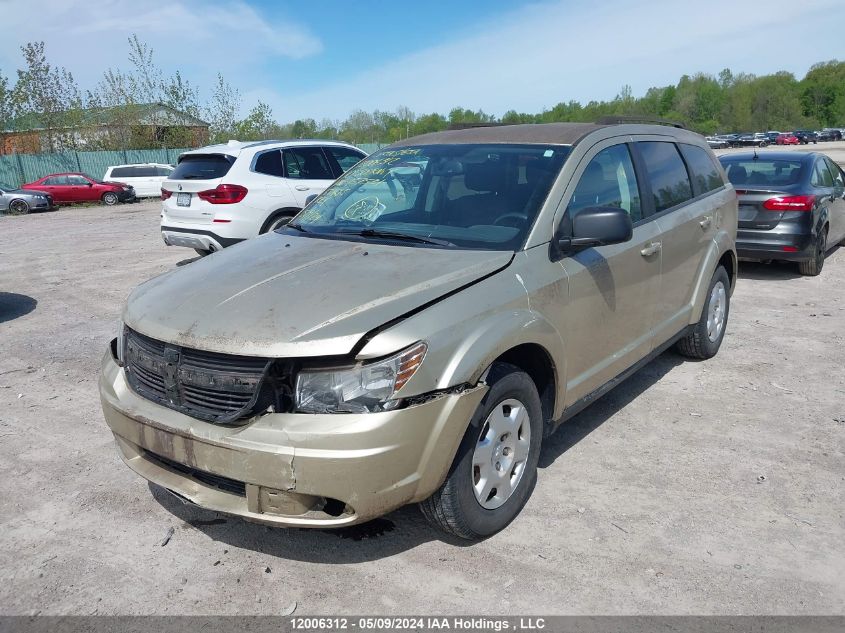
top-left (798, 228), bottom-right (827, 276)
top-left (260, 212), bottom-right (295, 234)
top-left (102, 192), bottom-right (119, 206)
top-left (9, 198), bottom-right (30, 214)
top-left (676, 265), bottom-right (730, 360)
top-left (419, 362), bottom-right (543, 540)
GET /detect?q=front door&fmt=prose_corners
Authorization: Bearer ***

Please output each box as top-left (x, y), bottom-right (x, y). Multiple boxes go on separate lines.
top-left (282, 147), bottom-right (335, 207)
top-left (822, 157), bottom-right (845, 245)
top-left (553, 141), bottom-right (661, 406)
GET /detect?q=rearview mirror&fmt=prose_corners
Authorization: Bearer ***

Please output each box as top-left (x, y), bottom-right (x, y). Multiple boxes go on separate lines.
top-left (557, 206), bottom-right (633, 251)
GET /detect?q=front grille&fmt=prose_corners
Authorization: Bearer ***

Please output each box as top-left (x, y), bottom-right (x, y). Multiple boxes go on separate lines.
top-left (144, 450), bottom-right (246, 497)
top-left (124, 328), bottom-right (270, 423)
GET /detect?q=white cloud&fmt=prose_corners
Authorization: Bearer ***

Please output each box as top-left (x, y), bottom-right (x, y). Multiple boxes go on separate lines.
top-left (0, 0), bottom-right (321, 92)
top-left (267, 0), bottom-right (843, 121)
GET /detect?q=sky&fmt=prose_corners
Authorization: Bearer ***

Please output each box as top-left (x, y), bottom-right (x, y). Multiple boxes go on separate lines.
top-left (0, 0), bottom-right (842, 123)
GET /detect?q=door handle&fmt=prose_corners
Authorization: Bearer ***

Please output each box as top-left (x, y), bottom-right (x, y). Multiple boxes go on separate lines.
top-left (699, 216), bottom-right (712, 229)
top-left (640, 241), bottom-right (662, 257)
top-left (295, 185), bottom-right (309, 191)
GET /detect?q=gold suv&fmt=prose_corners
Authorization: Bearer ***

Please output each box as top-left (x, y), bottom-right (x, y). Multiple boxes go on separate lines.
top-left (100, 122), bottom-right (737, 539)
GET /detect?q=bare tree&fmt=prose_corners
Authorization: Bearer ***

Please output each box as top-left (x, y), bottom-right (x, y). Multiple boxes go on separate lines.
top-left (205, 73), bottom-right (241, 143)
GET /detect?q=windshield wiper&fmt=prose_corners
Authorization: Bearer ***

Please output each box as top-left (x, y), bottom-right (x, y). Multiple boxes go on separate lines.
top-left (285, 222), bottom-right (308, 233)
top-left (338, 228), bottom-right (455, 247)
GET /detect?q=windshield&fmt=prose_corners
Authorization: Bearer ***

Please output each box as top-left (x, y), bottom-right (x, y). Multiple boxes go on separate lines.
top-left (292, 144), bottom-right (569, 250)
top-left (719, 157), bottom-right (804, 187)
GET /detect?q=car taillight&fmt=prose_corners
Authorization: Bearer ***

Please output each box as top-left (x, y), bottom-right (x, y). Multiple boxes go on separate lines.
top-left (161, 188), bottom-right (172, 200)
top-left (762, 195), bottom-right (815, 211)
top-left (196, 184), bottom-right (248, 204)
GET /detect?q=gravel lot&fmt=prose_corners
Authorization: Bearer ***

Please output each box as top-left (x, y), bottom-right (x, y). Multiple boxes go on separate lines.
top-left (1, 145), bottom-right (844, 616)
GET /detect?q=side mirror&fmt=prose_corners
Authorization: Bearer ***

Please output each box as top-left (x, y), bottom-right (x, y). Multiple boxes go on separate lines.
top-left (557, 206), bottom-right (633, 251)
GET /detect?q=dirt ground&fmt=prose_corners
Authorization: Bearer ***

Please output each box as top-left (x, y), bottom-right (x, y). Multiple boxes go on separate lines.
top-left (1, 148), bottom-right (844, 615)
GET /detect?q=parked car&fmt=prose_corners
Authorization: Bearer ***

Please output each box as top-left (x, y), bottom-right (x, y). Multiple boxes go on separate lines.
top-left (160, 140), bottom-right (366, 256)
top-left (776, 133), bottom-right (800, 145)
top-left (764, 132), bottom-right (781, 145)
top-left (101, 122), bottom-right (737, 539)
top-left (734, 133), bottom-right (769, 147)
top-left (0, 182), bottom-right (54, 214)
top-left (793, 130), bottom-right (818, 144)
top-left (823, 128), bottom-right (845, 141)
top-left (104, 163), bottom-right (173, 197)
top-left (815, 129), bottom-right (836, 142)
top-left (21, 173), bottom-right (135, 205)
top-left (706, 136), bottom-right (730, 149)
top-left (719, 151), bottom-right (845, 275)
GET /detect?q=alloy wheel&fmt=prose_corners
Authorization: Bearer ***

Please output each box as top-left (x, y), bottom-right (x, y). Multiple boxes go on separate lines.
top-left (706, 280), bottom-right (727, 343)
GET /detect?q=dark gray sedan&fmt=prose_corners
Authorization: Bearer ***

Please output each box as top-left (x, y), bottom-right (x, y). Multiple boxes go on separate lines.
top-left (719, 151), bottom-right (845, 275)
top-left (0, 183), bottom-right (54, 214)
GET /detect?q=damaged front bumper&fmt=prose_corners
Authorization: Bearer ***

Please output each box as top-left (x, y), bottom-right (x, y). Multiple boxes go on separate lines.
top-left (99, 351), bottom-right (486, 527)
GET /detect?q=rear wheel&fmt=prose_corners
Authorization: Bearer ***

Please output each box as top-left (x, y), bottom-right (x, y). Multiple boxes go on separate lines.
top-left (9, 199), bottom-right (30, 214)
top-left (798, 229), bottom-right (827, 276)
top-left (102, 192), bottom-right (119, 206)
top-left (420, 362), bottom-right (543, 540)
top-left (676, 266), bottom-right (730, 360)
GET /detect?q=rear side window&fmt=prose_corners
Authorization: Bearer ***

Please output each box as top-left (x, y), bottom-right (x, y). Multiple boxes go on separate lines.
top-left (824, 158), bottom-right (844, 188)
top-left (326, 147), bottom-right (366, 174)
top-left (155, 166), bottom-right (173, 177)
top-left (284, 148), bottom-right (333, 180)
top-left (637, 142), bottom-right (693, 212)
top-left (171, 154), bottom-right (235, 180)
top-left (253, 150), bottom-right (284, 178)
top-left (811, 160), bottom-right (834, 187)
top-left (680, 144), bottom-right (724, 194)
top-left (109, 167), bottom-right (133, 178)
top-left (568, 144), bottom-right (643, 222)
top-left (44, 176), bottom-right (68, 185)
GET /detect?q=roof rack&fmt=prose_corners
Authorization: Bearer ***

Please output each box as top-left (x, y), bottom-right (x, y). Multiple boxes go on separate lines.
top-left (596, 115), bottom-right (687, 129)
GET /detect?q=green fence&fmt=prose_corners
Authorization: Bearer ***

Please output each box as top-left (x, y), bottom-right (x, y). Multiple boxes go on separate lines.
top-left (0, 143), bottom-right (390, 188)
top-left (0, 148), bottom-right (192, 188)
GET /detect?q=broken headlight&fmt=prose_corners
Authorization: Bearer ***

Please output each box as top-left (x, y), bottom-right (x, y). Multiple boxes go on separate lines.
top-left (294, 342), bottom-right (427, 413)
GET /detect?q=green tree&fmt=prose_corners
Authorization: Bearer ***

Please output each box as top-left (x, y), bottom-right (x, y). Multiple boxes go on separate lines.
top-left (233, 101), bottom-right (277, 140)
top-left (205, 74), bottom-right (241, 144)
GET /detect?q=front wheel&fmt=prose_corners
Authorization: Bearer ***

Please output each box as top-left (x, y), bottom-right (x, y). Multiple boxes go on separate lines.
top-left (102, 192), bottom-right (119, 206)
top-left (419, 362), bottom-right (543, 540)
top-left (676, 265), bottom-right (730, 360)
top-left (9, 199), bottom-right (30, 214)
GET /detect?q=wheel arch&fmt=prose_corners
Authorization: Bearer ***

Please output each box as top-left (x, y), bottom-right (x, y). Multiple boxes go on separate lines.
top-left (260, 207), bottom-right (301, 233)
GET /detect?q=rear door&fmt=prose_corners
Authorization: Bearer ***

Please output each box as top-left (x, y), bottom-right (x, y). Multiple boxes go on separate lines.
top-left (634, 140), bottom-right (710, 343)
top-left (817, 158), bottom-right (845, 245)
top-left (47, 175), bottom-right (74, 202)
top-left (282, 147), bottom-right (335, 207)
top-left (252, 149), bottom-right (291, 200)
top-left (823, 157), bottom-right (845, 244)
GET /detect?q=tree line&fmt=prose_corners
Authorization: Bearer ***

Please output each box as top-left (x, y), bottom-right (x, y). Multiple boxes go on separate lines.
top-left (1, 35), bottom-right (843, 153)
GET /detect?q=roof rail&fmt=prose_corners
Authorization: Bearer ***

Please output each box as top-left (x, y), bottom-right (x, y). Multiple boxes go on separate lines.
top-left (446, 122), bottom-right (512, 131)
top-left (596, 115), bottom-right (687, 129)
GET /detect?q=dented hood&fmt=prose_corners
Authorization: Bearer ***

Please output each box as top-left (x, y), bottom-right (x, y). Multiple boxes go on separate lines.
top-left (124, 233), bottom-right (512, 357)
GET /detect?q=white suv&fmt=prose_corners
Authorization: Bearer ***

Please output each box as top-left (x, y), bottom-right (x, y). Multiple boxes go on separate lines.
top-left (105, 163), bottom-right (174, 198)
top-left (160, 140), bottom-right (366, 255)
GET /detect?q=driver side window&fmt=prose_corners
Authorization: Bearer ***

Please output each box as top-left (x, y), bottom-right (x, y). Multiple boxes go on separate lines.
top-left (568, 145), bottom-right (642, 222)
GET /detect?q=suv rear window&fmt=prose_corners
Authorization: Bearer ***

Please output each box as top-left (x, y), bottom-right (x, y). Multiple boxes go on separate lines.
top-left (171, 154), bottom-right (235, 180)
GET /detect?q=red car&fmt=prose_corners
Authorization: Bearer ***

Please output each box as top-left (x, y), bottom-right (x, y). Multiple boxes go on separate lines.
top-left (22, 172), bottom-right (136, 205)
top-left (776, 133), bottom-right (800, 145)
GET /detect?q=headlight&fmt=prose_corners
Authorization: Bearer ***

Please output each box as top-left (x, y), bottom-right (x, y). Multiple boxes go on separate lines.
top-left (295, 342), bottom-right (427, 413)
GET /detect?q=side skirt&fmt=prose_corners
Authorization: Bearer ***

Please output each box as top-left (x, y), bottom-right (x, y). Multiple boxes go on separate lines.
top-left (549, 326), bottom-right (694, 434)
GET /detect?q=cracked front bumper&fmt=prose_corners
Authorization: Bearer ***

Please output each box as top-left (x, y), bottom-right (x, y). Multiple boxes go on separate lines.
top-left (99, 351), bottom-right (486, 527)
